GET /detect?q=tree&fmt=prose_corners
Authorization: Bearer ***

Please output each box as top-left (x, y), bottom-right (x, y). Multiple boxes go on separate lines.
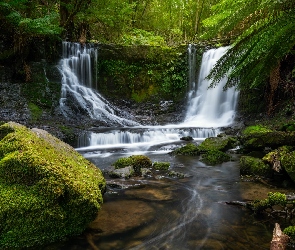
top-left (201, 0), bottom-right (295, 94)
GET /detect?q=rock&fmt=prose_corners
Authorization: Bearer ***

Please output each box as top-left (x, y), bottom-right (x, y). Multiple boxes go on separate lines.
top-left (180, 136), bottom-right (193, 141)
top-left (88, 200), bottom-right (154, 236)
top-left (198, 135), bottom-right (237, 152)
top-left (152, 162), bottom-right (170, 170)
top-left (263, 146), bottom-right (295, 183)
top-left (0, 122), bottom-right (106, 249)
top-left (240, 156), bottom-right (272, 177)
top-left (170, 143), bottom-right (200, 156)
top-left (240, 131), bottom-right (295, 152)
top-left (201, 150), bottom-right (231, 165)
top-left (109, 166), bottom-right (135, 178)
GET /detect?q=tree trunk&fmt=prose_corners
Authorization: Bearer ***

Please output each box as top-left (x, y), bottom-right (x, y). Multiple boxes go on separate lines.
top-left (270, 223), bottom-right (289, 250)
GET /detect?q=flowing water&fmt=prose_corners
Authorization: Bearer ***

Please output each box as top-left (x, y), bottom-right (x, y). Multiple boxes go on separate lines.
top-left (49, 43), bottom-right (278, 249)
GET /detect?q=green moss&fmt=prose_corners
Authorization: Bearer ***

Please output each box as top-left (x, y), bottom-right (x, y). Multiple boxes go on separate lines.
top-left (170, 143), bottom-right (200, 156)
top-left (240, 156), bottom-right (272, 176)
top-left (28, 102), bottom-right (42, 122)
top-left (112, 155), bottom-right (152, 173)
top-left (242, 125), bottom-right (273, 135)
top-left (201, 150), bottom-right (231, 165)
top-left (152, 162), bottom-right (170, 171)
top-left (251, 192), bottom-right (286, 213)
top-left (262, 146), bottom-right (295, 182)
top-left (284, 226), bottom-right (295, 238)
top-left (198, 136), bottom-right (236, 152)
top-left (0, 122), bottom-right (106, 249)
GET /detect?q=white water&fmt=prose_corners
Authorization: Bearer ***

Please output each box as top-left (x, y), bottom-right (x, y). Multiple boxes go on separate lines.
top-left (59, 41), bottom-right (139, 126)
top-left (58, 42), bottom-right (238, 150)
top-left (183, 45), bottom-right (239, 127)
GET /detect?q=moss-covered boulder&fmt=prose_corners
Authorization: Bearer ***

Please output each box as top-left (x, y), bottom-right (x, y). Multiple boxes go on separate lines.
top-left (240, 156), bottom-right (272, 177)
top-left (152, 162), bottom-right (170, 170)
top-left (112, 155), bottom-right (152, 174)
top-left (169, 143), bottom-right (200, 156)
top-left (198, 135), bottom-right (237, 152)
top-left (0, 122), bottom-right (106, 249)
top-left (263, 146), bottom-right (295, 182)
top-left (201, 150), bottom-right (231, 165)
top-left (240, 131), bottom-right (295, 151)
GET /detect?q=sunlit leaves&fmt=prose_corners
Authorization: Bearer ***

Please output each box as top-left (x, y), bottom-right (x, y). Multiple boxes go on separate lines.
top-left (202, 0), bottom-right (295, 90)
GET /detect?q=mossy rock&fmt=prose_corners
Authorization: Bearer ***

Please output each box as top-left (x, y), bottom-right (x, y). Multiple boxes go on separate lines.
top-left (240, 156), bottom-right (272, 177)
top-left (201, 150), bottom-right (231, 165)
top-left (112, 155), bottom-right (152, 174)
top-left (262, 146), bottom-right (295, 182)
top-left (240, 131), bottom-right (295, 151)
top-left (169, 143), bottom-right (200, 156)
top-left (152, 162), bottom-right (170, 171)
top-left (242, 125), bottom-right (273, 135)
top-left (251, 192), bottom-right (286, 213)
top-left (198, 135), bottom-right (237, 152)
top-left (0, 122), bottom-right (106, 249)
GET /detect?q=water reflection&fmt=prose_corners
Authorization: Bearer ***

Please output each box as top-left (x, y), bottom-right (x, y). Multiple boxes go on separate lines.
top-left (42, 150), bottom-right (275, 250)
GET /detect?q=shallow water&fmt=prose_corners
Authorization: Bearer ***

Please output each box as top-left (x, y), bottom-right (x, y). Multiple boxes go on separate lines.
top-left (42, 147), bottom-right (285, 250)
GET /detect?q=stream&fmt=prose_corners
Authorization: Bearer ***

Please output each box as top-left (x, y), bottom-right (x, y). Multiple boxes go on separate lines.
top-left (45, 42), bottom-right (287, 249)
top-left (44, 140), bottom-right (280, 250)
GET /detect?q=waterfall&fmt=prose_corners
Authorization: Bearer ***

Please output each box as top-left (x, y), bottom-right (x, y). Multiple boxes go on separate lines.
top-left (183, 45), bottom-right (239, 127)
top-left (59, 41), bottom-right (139, 126)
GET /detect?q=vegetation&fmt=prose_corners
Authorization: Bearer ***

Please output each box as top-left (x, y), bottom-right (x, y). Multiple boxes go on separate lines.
top-left (201, 0), bottom-right (295, 113)
top-left (0, 122), bottom-right (106, 249)
top-left (201, 150), bottom-right (231, 165)
top-left (112, 155), bottom-right (152, 174)
top-left (153, 162), bottom-right (170, 171)
top-left (170, 143), bottom-right (200, 156)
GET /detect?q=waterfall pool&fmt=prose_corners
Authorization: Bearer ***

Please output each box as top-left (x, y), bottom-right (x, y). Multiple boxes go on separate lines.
top-left (43, 141), bottom-right (285, 250)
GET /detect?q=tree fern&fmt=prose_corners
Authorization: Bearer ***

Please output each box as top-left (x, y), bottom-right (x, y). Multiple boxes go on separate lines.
top-left (202, 0), bottom-right (295, 91)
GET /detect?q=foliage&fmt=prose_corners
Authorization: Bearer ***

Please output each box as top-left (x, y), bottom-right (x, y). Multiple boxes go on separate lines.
top-left (0, 122), bottom-right (106, 249)
top-left (201, 0), bottom-right (295, 93)
top-left (122, 29), bottom-right (166, 46)
top-left (284, 226), bottom-right (295, 238)
top-left (170, 143), bottom-right (200, 156)
top-left (152, 162), bottom-right (170, 171)
top-left (97, 46), bottom-right (188, 101)
top-left (242, 125), bottom-right (273, 135)
top-left (198, 135), bottom-right (236, 152)
top-left (251, 192), bottom-right (286, 213)
top-left (240, 156), bottom-right (271, 177)
top-left (112, 155), bottom-right (152, 173)
top-left (28, 102), bottom-right (42, 122)
top-left (201, 150), bottom-right (231, 165)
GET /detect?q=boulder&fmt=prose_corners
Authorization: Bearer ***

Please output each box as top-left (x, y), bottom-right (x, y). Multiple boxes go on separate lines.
top-left (240, 131), bottom-right (295, 151)
top-left (240, 156), bottom-right (272, 177)
top-left (198, 135), bottom-right (237, 152)
top-left (0, 122), bottom-right (106, 249)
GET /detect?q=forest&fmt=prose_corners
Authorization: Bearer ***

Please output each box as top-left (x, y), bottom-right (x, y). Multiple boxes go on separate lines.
top-left (1, 1), bottom-right (295, 249)
top-left (1, 0), bottom-right (295, 111)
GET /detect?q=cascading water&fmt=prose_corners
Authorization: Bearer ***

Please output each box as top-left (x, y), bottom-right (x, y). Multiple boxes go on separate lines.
top-left (59, 41), bottom-right (139, 126)
top-left (183, 45), bottom-right (239, 127)
top-left (62, 43), bottom-right (239, 150)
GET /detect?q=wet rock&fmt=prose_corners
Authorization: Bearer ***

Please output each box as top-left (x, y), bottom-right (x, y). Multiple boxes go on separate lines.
top-left (108, 166), bottom-right (134, 178)
top-left (198, 134), bottom-right (237, 152)
top-left (240, 131), bottom-right (295, 152)
top-left (240, 156), bottom-right (272, 177)
top-left (125, 186), bottom-right (174, 201)
top-left (88, 200), bottom-right (155, 236)
top-left (180, 136), bottom-right (194, 141)
top-left (168, 170), bottom-right (190, 179)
